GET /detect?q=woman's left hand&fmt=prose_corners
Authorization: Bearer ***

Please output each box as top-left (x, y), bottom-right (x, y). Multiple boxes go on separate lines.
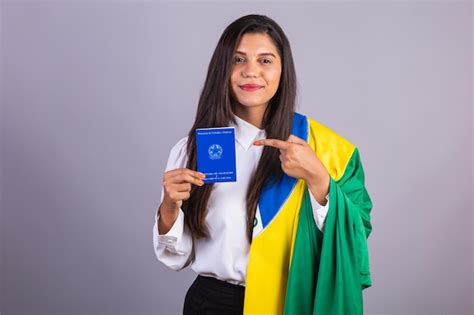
top-left (253, 134), bottom-right (330, 203)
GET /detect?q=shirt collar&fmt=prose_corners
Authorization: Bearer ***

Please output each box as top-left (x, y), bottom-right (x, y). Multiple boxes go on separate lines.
top-left (230, 113), bottom-right (266, 151)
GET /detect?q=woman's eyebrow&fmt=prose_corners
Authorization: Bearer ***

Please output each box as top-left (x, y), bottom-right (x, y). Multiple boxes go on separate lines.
top-left (234, 51), bottom-right (277, 58)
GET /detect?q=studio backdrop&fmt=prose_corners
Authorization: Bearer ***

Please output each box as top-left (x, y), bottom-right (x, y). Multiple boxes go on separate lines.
top-left (1, 1), bottom-right (472, 315)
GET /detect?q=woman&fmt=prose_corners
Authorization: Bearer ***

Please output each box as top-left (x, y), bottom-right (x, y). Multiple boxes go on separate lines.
top-left (153, 14), bottom-right (373, 315)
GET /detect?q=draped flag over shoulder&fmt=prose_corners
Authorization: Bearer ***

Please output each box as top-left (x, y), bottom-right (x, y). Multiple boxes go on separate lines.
top-left (243, 112), bottom-right (373, 315)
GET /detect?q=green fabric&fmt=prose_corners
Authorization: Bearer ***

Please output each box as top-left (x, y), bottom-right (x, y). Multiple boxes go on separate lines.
top-left (284, 148), bottom-right (373, 315)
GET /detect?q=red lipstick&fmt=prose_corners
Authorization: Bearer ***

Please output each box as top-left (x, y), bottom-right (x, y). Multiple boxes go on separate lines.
top-left (239, 84), bottom-right (263, 92)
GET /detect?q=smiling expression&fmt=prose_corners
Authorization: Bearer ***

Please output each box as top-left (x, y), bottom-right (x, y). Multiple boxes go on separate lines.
top-left (229, 33), bottom-right (282, 111)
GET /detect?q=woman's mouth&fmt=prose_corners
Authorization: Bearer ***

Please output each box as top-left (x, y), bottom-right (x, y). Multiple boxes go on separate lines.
top-left (239, 84), bottom-right (263, 92)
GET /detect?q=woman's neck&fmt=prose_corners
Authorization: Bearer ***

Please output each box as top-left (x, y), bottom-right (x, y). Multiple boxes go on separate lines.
top-left (233, 104), bottom-right (267, 129)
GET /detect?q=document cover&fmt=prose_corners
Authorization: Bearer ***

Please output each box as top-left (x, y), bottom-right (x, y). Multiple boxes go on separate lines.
top-left (195, 127), bottom-right (237, 183)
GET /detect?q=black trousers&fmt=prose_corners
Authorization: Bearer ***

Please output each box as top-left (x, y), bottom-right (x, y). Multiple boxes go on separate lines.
top-left (183, 275), bottom-right (245, 315)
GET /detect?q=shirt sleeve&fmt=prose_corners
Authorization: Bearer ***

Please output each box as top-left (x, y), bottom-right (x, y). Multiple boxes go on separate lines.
top-left (152, 136), bottom-right (193, 271)
top-left (309, 190), bottom-right (330, 233)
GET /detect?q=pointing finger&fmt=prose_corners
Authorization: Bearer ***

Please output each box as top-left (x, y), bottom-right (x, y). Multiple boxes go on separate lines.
top-left (287, 134), bottom-right (307, 145)
top-left (253, 138), bottom-right (291, 150)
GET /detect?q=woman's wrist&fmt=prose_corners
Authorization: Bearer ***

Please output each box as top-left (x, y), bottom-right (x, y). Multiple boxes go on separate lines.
top-left (157, 203), bottom-right (180, 234)
top-left (306, 173), bottom-right (330, 205)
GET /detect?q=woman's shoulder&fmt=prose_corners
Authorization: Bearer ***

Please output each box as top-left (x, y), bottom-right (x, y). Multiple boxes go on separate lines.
top-left (165, 136), bottom-right (189, 171)
top-left (305, 116), bottom-right (355, 149)
top-left (171, 135), bottom-right (189, 152)
top-left (303, 114), bottom-right (358, 181)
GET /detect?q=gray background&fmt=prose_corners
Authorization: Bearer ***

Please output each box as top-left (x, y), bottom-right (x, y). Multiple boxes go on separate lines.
top-left (1, 1), bottom-right (472, 315)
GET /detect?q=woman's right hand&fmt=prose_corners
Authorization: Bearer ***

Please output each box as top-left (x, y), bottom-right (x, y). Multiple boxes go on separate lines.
top-left (161, 168), bottom-right (206, 214)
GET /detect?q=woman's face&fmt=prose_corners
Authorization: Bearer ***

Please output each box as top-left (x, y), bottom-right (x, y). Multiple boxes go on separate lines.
top-left (229, 32), bottom-right (282, 112)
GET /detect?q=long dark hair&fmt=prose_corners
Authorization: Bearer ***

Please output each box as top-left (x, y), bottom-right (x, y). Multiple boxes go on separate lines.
top-left (182, 14), bottom-right (297, 262)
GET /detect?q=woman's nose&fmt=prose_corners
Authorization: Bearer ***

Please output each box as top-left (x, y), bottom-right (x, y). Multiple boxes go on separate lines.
top-left (242, 61), bottom-right (259, 77)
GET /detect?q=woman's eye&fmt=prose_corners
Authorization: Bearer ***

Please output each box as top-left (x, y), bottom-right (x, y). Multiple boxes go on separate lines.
top-left (233, 57), bottom-right (271, 64)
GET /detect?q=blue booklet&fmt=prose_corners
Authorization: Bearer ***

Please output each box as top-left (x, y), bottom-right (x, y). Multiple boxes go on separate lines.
top-left (195, 127), bottom-right (237, 183)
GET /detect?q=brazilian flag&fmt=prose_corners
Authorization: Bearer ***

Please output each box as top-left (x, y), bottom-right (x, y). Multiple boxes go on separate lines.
top-left (243, 112), bottom-right (373, 315)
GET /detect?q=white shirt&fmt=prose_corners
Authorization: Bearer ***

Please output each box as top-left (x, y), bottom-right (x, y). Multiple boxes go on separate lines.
top-left (152, 114), bottom-right (329, 286)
